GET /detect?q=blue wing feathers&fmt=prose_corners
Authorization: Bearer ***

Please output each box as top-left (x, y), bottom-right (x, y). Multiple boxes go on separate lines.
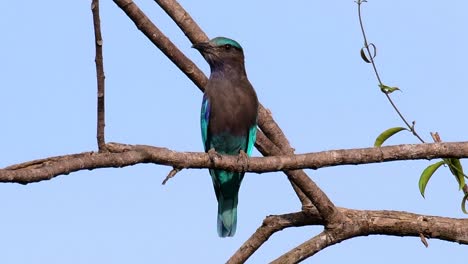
top-left (200, 94), bottom-right (210, 150)
top-left (246, 124), bottom-right (257, 156)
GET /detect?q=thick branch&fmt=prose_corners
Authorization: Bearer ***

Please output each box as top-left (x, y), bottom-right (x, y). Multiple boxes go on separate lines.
top-left (227, 208), bottom-right (468, 263)
top-left (3, 142), bottom-right (468, 184)
top-left (272, 209), bottom-right (468, 263)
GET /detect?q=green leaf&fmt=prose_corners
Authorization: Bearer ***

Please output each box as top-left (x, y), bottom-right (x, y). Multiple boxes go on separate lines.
top-left (462, 193), bottom-right (468, 214)
top-left (445, 158), bottom-right (466, 190)
top-left (374, 127), bottom-right (407, 147)
top-left (379, 84), bottom-right (401, 94)
top-left (419, 161), bottom-right (445, 198)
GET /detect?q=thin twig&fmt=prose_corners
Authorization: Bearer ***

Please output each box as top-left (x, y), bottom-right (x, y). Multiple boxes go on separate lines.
top-left (92, 0), bottom-right (107, 151)
top-left (356, 0), bottom-right (425, 143)
top-left (162, 167), bottom-right (181, 184)
top-left (357, 1), bottom-right (468, 208)
top-left (420, 233), bottom-right (429, 247)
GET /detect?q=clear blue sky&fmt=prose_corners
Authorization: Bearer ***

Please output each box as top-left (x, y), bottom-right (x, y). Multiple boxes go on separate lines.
top-left (1, 1), bottom-right (467, 263)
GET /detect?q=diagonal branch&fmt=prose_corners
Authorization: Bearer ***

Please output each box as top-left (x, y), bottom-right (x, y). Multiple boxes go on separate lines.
top-left (113, 0), bottom-right (207, 92)
top-left (3, 141), bottom-right (468, 184)
top-left (91, 0), bottom-right (107, 151)
top-left (271, 230), bottom-right (345, 264)
top-left (227, 210), bottom-right (322, 264)
top-left (154, 0), bottom-right (208, 43)
top-left (255, 131), bottom-right (314, 209)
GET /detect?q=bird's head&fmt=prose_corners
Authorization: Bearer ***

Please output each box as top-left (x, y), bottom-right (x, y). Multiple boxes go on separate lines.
top-left (192, 37), bottom-right (245, 73)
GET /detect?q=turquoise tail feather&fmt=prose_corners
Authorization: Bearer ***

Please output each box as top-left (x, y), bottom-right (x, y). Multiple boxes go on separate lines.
top-left (210, 169), bottom-right (242, 238)
top-left (217, 194), bottom-right (238, 237)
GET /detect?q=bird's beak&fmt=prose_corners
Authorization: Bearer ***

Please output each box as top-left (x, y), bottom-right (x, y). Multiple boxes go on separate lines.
top-left (192, 42), bottom-right (212, 52)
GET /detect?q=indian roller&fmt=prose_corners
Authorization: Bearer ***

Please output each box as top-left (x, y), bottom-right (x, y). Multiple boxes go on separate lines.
top-left (193, 37), bottom-right (258, 237)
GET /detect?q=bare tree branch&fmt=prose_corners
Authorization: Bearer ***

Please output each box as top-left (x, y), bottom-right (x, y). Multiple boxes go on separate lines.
top-left (228, 207), bottom-right (468, 263)
top-left (256, 132), bottom-right (313, 209)
top-left (228, 210), bottom-right (322, 264)
top-left (154, 0), bottom-right (208, 43)
top-left (271, 209), bottom-right (468, 263)
top-left (91, 0), bottom-right (107, 151)
top-left (3, 141), bottom-right (468, 184)
top-left (271, 230), bottom-right (342, 264)
top-left (113, 0), bottom-right (207, 92)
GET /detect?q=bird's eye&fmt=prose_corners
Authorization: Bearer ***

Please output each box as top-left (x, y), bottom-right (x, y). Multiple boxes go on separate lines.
top-left (223, 44), bottom-right (232, 50)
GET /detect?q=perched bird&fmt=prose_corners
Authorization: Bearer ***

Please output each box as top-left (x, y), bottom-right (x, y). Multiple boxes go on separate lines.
top-left (193, 37), bottom-right (258, 237)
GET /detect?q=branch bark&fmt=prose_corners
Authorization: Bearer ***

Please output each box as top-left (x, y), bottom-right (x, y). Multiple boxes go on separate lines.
top-left (227, 210), bottom-right (322, 264)
top-left (91, 0), bottom-right (107, 151)
top-left (3, 141), bottom-right (468, 184)
top-left (114, 0), bottom-right (207, 92)
top-left (271, 208), bottom-right (468, 263)
top-left (228, 208), bottom-right (468, 263)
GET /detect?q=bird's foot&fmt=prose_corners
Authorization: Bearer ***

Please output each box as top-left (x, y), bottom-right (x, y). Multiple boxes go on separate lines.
top-left (208, 148), bottom-right (222, 162)
top-left (237, 150), bottom-right (249, 172)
